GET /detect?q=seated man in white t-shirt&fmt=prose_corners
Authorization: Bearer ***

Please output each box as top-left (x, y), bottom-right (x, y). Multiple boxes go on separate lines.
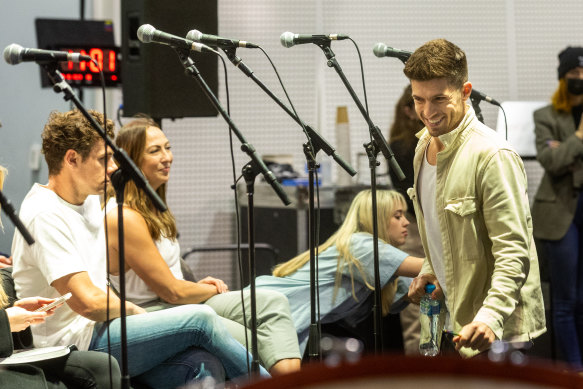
top-left (11, 109), bottom-right (268, 388)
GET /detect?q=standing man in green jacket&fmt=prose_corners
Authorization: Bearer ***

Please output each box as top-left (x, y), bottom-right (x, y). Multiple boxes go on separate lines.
top-left (405, 38), bottom-right (546, 358)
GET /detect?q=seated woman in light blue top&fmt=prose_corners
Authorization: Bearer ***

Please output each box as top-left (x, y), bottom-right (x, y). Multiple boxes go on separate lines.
top-left (254, 189), bottom-right (423, 354)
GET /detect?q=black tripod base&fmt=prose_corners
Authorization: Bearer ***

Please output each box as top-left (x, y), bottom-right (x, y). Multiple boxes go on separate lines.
top-left (308, 323), bottom-right (321, 361)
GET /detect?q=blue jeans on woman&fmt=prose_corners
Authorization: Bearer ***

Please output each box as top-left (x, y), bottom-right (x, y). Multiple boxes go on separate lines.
top-left (89, 304), bottom-right (269, 388)
top-left (543, 192), bottom-right (583, 369)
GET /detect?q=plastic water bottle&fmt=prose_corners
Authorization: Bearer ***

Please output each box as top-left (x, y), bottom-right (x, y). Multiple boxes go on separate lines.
top-left (419, 284), bottom-right (440, 356)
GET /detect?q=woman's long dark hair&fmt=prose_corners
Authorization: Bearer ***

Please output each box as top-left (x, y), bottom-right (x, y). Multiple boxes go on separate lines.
top-left (389, 84), bottom-right (422, 147)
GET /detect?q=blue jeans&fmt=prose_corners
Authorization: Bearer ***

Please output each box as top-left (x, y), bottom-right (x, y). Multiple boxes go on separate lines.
top-left (89, 304), bottom-right (269, 388)
top-left (134, 348), bottom-right (224, 388)
top-left (543, 192), bottom-right (583, 369)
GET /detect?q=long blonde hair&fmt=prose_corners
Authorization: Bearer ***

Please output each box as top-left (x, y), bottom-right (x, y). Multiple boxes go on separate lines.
top-left (273, 189), bottom-right (407, 302)
top-left (0, 166), bottom-right (9, 308)
top-left (114, 118), bottom-right (177, 241)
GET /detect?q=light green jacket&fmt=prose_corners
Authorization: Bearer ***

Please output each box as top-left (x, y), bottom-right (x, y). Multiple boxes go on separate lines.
top-left (408, 107), bottom-right (546, 358)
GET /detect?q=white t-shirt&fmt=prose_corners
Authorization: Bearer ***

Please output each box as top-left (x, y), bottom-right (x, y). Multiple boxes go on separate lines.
top-left (418, 143), bottom-right (451, 329)
top-left (12, 184), bottom-right (107, 350)
top-left (110, 235), bottom-right (183, 305)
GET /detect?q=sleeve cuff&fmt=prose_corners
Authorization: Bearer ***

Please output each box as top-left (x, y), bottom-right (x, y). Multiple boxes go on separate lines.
top-left (473, 307), bottom-right (504, 340)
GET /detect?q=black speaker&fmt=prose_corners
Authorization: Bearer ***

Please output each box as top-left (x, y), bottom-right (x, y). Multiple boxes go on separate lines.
top-left (121, 0), bottom-right (219, 119)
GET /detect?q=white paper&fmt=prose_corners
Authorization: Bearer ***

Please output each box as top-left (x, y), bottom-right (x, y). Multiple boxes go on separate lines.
top-left (0, 346), bottom-right (71, 365)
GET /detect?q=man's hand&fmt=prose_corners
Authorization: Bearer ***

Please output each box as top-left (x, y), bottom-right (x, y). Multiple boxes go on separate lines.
top-left (408, 273), bottom-right (443, 304)
top-left (453, 321), bottom-right (496, 352)
top-left (126, 301), bottom-right (147, 316)
top-left (198, 276), bottom-right (229, 294)
top-left (546, 140), bottom-right (561, 149)
top-left (0, 255), bottom-right (12, 268)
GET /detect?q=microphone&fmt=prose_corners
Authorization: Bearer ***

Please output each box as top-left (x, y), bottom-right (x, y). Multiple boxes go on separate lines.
top-left (3, 43), bottom-right (92, 65)
top-left (372, 42), bottom-right (411, 63)
top-left (137, 24), bottom-right (215, 53)
top-left (470, 89), bottom-right (501, 107)
top-left (186, 29), bottom-right (259, 49)
top-left (373, 42), bottom-right (502, 107)
top-left (280, 31), bottom-right (349, 48)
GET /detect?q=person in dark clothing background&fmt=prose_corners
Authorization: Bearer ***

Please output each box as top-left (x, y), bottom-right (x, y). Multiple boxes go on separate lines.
top-left (532, 46), bottom-right (583, 370)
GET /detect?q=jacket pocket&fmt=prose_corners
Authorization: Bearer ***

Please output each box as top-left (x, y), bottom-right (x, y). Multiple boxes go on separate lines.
top-left (444, 197), bottom-right (484, 261)
top-left (444, 197), bottom-right (477, 217)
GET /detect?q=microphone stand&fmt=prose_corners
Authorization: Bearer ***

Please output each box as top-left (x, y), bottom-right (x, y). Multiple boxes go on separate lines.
top-left (304, 142), bottom-right (320, 361)
top-left (110, 169), bottom-right (129, 386)
top-left (0, 189), bottom-right (35, 246)
top-left (172, 47), bottom-right (291, 375)
top-left (220, 47), bottom-right (357, 360)
top-left (313, 41), bottom-right (405, 354)
top-left (41, 62), bottom-right (166, 389)
top-left (470, 94), bottom-right (485, 124)
top-left (241, 161), bottom-right (261, 373)
top-left (220, 48), bottom-right (356, 177)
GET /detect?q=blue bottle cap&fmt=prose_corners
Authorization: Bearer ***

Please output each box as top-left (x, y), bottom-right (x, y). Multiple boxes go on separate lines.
top-left (424, 284), bottom-right (436, 293)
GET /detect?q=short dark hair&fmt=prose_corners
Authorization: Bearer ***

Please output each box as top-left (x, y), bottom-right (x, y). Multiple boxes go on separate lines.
top-left (42, 110), bottom-right (115, 175)
top-left (403, 38), bottom-right (468, 89)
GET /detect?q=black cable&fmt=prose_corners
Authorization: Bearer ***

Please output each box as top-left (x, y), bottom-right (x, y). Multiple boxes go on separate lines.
top-left (257, 45), bottom-right (324, 342)
top-left (257, 46), bottom-right (316, 161)
top-left (212, 52), bottom-right (252, 374)
top-left (349, 38), bottom-right (389, 350)
top-left (93, 59), bottom-right (114, 389)
top-left (500, 104), bottom-right (508, 141)
top-left (349, 37), bottom-right (369, 117)
top-left (314, 168), bottom-right (322, 350)
top-left (348, 38), bottom-right (373, 149)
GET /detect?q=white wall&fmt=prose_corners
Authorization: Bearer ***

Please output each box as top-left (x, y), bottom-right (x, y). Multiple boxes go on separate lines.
top-left (0, 1), bottom-right (93, 252)
top-left (1, 1), bottom-right (582, 286)
top-left (165, 0), bottom-right (583, 286)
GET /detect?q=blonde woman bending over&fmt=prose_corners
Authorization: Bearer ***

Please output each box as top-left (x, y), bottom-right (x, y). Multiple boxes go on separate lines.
top-left (254, 189), bottom-right (423, 354)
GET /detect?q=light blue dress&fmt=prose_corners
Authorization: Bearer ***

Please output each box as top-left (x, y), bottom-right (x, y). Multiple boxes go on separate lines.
top-left (253, 232), bottom-right (412, 354)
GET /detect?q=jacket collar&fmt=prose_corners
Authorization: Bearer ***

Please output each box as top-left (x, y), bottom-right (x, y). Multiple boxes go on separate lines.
top-left (416, 104), bottom-right (477, 151)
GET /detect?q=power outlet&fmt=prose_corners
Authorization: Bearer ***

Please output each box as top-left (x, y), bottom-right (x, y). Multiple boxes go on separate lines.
top-left (29, 143), bottom-right (42, 171)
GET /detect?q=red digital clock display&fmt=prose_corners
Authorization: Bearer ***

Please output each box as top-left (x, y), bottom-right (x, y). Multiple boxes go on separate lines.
top-left (58, 47), bottom-right (121, 87)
